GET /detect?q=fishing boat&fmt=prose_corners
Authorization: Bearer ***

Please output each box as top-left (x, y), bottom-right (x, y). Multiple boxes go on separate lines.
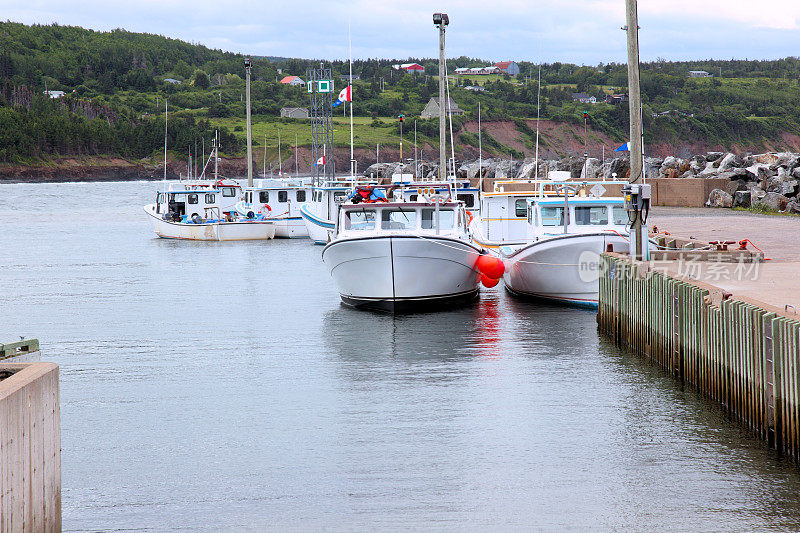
top-left (322, 183), bottom-right (502, 312)
top-left (235, 178), bottom-right (313, 238)
top-left (144, 186), bottom-right (275, 241)
top-left (501, 184), bottom-right (646, 307)
top-left (300, 183), bottom-right (356, 244)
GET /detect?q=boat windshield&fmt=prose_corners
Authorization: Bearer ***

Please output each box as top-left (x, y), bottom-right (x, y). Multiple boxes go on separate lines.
top-left (612, 206), bottom-right (628, 226)
top-left (574, 206), bottom-right (608, 225)
top-left (381, 209), bottom-right (417, 230)
top-left (540, 206), bottom-right (564, 227)
top-left (344, 210), bottom-right (377, 230)
top-left (421, 208), bottom-right (454, 230)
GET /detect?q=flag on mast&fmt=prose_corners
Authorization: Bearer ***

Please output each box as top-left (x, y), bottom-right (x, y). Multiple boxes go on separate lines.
top-left (333, 85), bottom-right (352, 107)
top-left (615, 142), bottom-right (630, 152)
top-left (314, 155), bottom-right (326, 166)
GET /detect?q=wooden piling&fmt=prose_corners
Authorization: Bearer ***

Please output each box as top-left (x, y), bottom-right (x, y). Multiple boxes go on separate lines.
top-left (598, 253), bottom-right (800, 460)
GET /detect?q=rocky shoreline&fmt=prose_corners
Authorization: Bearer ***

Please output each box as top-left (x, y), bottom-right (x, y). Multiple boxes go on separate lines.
top-left (364, 150), bottom-right (800, 214)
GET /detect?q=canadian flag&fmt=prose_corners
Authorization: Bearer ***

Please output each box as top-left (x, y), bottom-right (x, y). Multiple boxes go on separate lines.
top-left (332, 85), bottom-right (352, 107)
top-left (315, 156), bottom-right (326, 166)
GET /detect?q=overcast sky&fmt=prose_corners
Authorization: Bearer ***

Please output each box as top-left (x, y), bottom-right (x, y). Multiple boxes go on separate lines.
top-left (3, 0), bottom-right (800, 64)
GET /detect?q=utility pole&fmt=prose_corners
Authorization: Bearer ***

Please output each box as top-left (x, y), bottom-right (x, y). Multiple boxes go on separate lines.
top-left (434, 12), bottom-right (449, 181)
top-left (625, 0), bottom-right (644, 260)
top-left (244, 57), bottom-right (254, 187)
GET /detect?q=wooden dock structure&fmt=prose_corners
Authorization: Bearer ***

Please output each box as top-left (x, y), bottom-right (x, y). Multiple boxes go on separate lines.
top-left (0, 340), bottom-right (61, 531)
top-left (598, 253), bottom-right (800, 459)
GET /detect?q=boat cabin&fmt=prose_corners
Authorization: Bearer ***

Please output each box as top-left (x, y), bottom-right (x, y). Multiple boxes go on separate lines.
top-left (525, 197), bottom-right (630, 240)
top-left (241, 184), bottom-right (312, 219)
top-left (477, 192), bottom-right (538, 244)
top-left (154, 189), bottom-right (231, 222)
top-left (402, 186), bottom-right (479, 215)
top-left (336, 202), bottom-right (468, 238)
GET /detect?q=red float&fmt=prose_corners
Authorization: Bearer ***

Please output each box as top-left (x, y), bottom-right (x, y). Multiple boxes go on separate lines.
top-left (476, 254), bottom-right (505, 279)
top-left (480, 274), bottom-right (499, 288)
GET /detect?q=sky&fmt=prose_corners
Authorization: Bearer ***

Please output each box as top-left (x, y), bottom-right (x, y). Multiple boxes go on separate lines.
top-left (2, 0), bottom-right (800, 65)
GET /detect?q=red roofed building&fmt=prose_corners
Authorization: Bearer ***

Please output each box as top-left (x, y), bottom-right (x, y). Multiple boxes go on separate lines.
top-left (392, 63), bottom-right (426, 74)
top-left (493, 61), bottom-right (520, 76)
top-left (280, 75), bottom-right (306, 87)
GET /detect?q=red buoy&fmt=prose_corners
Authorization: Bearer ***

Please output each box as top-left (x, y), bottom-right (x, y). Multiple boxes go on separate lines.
top-left (476, 254), bottom-right (505, 279)
top-left (480, 274), bottom-right (499, 288)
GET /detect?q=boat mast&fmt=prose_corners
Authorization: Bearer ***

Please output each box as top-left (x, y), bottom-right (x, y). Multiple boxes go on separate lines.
top-left (263, 133), bottom-right (267, 178)
top-left (444, 56), bottom-right (456, 184)
top-left (278, 129), bottom-right (282, 177)
top-left (433, 13), bottom-right (449, 181)
top-left (245, 57), bottom-right (254, 188)
top-left (163, 99), bottom-right (168, 181)
top-left (349, 21), bottom-right (355, 179)
top-left (295, 134), bottom-right (299, 179)
top-left (535, 65), bottom-right (541, 181)
top-left (214, 130), bottom-right (219, 181)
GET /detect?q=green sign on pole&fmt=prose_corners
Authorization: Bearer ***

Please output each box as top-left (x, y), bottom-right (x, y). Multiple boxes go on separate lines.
top-left (307, 82), bottom-right (313, 93)
top-left (317, 79), bottom-right (333, 93)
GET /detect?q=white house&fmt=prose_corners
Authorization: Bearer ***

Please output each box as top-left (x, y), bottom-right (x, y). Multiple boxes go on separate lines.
top-left (44, 90), bottom-right (65, 99)
top-left (280, 75), bottom-right (306, 87)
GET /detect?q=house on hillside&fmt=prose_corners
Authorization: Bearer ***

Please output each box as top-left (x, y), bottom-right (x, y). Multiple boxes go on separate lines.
top-left (280, 75), bottom-right (306, 87)
top-left (163, 78), bottom-right (182, 85)
top-left (280, 107), bottom-right (309, 119)
top-left (571, 93), bottom-right (597, 104)
top-left (392, 63), bottom-right (426, 74)
top-left (688, 70), bottom-right (711, 78)
top-left (420, 97), bottom-right (465, 119)
top-left (605, 93), bottom-right (627, 104)
top-left (44, 90), bottom-right (65, 99)
top-left (454, 67), bottom-right (470, 76)
top-left (494, 61), bottom-right (520, 76)
top-left (338, 74), bottom-right (361, 82)
top-left (464, 85), bottom-right (486, 92)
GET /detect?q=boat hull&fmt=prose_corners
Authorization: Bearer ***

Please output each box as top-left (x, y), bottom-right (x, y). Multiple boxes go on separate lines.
top-left (300, 204), bottom-right (334, 244)
top-left (502, 232), bottom-right (630, 308)
top-left (273, 217), bottom-right (308, 239)
top-left (322, 235), bottom-right (482, 312)
top-left (144, 205), bottom-right (276, 241)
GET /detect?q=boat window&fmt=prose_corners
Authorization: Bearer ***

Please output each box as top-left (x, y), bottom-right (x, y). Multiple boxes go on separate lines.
top-left (381, 209), bottom-right (418, 230)
top-left (222, 187), bottom-right (236, 197)
top-left (515, 199), bottom-right (528, 217)
top-left (409, 194), bottom-right (418, 201)
top-left (457, 193), bottom-right (475, 207)
top-left (188, 194), bottom-right (198, 205)
top-left (296, 190), bottom-right (306, 202)
top-left (421, 209), bottom-right (454, 230)
top-left (333, 191), bottom-right (347, 203)
top-left (612, 206), bottom-right (628, 226)
top-left (259, 191), bottom-right (269, 203)
top-left (574, 206), bottom-right (608, 225)
top-left (278, 191), bottom-right (288, 202)
top-left (344, 210), bottom-right (376, 230)
top-left (205, 194), bottom-right (215, 204)
top-left (540, 206), bottom-right (564, 226)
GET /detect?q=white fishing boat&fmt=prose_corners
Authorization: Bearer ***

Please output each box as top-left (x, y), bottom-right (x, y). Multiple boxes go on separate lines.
top-left (501, 186), bottom-right (647, 307)
top-left (322, 183), bottom-right (501, 312)
top-left (144, 187), bottom-right (275, 241)
top-left (300, 183), bottom-right (354, 244)
top-left (236, 178), bottom-right (313, 238)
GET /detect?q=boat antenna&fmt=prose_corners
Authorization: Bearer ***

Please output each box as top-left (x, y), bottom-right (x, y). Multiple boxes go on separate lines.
top-left (214, 130), bottom-right (219, 181)
top-left (263, 133), bottom-right (267, 178)
top-left (295, 134), bottom-right (299, 180)
top-left (478, 101), bottom-right (482, 195)
top-left (278, 129), bottom-right (282, 177)
top-left (163, 98), bottom-right (168, 181)
top-left (433, 12), bottom-right (449, 181)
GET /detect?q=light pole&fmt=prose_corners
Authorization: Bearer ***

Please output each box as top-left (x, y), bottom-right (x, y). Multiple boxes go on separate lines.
top-left (433, 12), bottom-right (449, 181)
top-left (244, 57), bottom-right (253, 187)
top-left (625, 0), bottom-right (644, 260)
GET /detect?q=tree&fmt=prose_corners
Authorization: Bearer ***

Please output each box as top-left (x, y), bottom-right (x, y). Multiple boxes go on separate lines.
top-left (193, 70), bottom-right (209, 89)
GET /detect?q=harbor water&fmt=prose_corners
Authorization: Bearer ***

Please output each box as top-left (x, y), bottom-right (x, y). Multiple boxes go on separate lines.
top-left (3, 180), bottom-right (800, 531)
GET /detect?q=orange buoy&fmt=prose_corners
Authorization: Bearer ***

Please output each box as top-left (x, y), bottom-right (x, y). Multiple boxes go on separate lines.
top-left (476, 254), bottom-right (505, 279)
top-left (480, 274), bottom-right (499, 288)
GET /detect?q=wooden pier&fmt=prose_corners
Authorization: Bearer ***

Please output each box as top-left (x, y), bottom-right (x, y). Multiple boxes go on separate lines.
top-left (0, 340), bottom-right (61, 531)
top-left (598, 253), bottom-right (800, 458)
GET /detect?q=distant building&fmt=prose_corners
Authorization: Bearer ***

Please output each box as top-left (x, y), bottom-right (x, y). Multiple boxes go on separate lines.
top-left (163, 78), bottom-right (182, 85)
top-left (688, 70), bottom-right (711, 78)
top-left (464, 85), bottom-right (486, 92)
top-left (454, 67), bottom-right (470, 75)
top-left (392, 63), bottom-right (425, 73)
top-left (494, 61), bottom-right (520, 76)
top-left (605, 93), bottom-right (627, 105)
top-left (571, 93), bottom-right (597, 104)
top-left (280, 107), bottom-right (309, 119)
top-left (280, 75), bottom-right (306, 87)
top-left (338, 74), bottom-right (361, 82)
top-left (420, 97), bottom-right (465, 119)
top-left (44, 90), bottom-right (65, 99)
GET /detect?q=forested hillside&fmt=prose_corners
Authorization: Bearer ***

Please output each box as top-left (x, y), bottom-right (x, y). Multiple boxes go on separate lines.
top-left (2, 21), bottom-right (800, 168)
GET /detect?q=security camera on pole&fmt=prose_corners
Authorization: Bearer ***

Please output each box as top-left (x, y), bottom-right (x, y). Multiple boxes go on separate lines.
top-left (433, 12), bottom-right (449, 181)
